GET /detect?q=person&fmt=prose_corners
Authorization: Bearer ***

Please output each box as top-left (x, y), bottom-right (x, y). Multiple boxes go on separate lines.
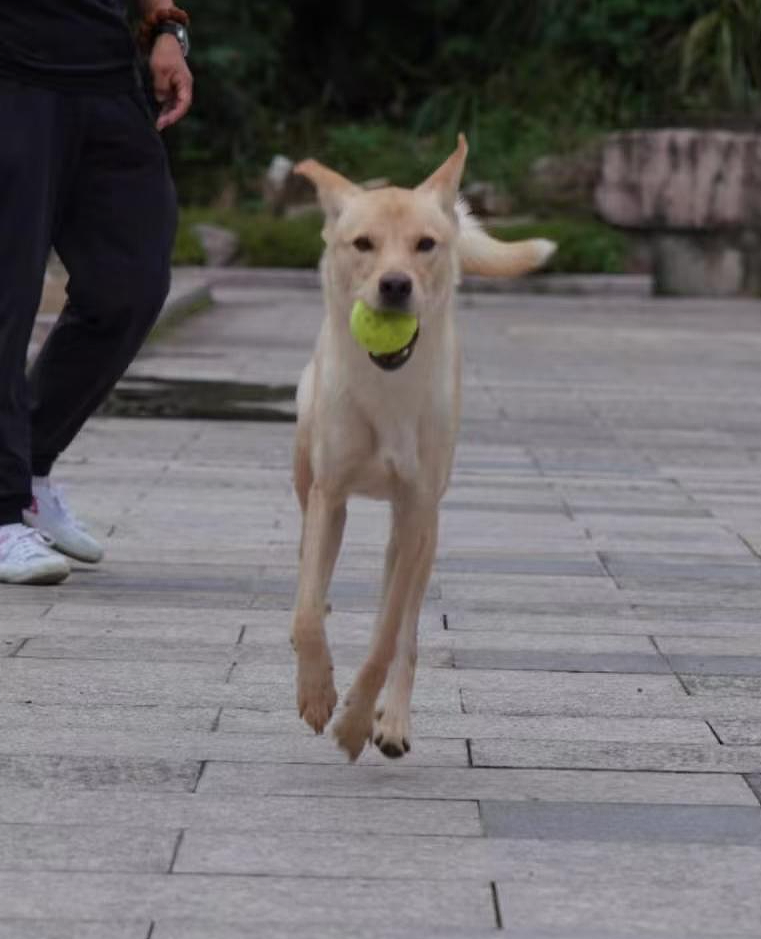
top-left (0, 1), bottom-right (193, 584)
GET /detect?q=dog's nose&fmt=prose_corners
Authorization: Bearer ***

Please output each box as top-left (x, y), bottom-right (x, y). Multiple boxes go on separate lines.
top-left (379, 272), bottom-right (412, 307)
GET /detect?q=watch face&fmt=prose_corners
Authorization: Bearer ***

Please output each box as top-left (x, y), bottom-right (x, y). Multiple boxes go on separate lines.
top-left (177, 25), bottom-right (190, 56)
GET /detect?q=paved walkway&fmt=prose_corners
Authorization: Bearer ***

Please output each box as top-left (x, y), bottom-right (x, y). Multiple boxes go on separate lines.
top-left (4, 276), bottom-right (761, 938)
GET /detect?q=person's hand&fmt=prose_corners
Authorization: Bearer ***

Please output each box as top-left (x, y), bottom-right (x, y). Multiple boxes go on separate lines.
top-left (150, 33), bottom-right (193, 131)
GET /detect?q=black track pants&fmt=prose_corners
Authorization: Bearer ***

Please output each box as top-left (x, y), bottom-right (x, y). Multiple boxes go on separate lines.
top-left (0, 78), bottom-right (176, 525)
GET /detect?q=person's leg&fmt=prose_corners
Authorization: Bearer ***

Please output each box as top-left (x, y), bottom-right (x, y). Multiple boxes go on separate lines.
top-left (27, 90), bottom-right (177, 475)
top-left (0, 79), bottom-right (79, 527)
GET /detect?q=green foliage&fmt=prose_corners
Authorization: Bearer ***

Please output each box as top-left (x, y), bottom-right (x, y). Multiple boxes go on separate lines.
top-left (680, 0), bottom-right (761, 110)
top-left (174, 209), bottom-right (631, 275)
top-left (160, 1), bottom-right (761, 236)
top-left (173, 209), bottom-right (323, 268)
top-left (489, 218), bottom-right (632, 275)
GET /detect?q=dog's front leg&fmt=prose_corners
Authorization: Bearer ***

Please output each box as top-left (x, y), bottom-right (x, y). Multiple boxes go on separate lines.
top-left (292, 482), bottom-right (346, 733)
top-left (334, 502), bottom-right (438, 760)
top-left (374, 509), bottom-right (438, 758)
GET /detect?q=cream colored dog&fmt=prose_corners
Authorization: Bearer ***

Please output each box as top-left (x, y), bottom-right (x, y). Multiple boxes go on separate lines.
top-left (291, 135), bottom-right (554, 761)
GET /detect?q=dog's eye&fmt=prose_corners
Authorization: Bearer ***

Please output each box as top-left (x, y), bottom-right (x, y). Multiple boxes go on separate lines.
top-left (416, 236), bottom-right (436, 252)
top-left (353, 236), bottom-right (374, 252)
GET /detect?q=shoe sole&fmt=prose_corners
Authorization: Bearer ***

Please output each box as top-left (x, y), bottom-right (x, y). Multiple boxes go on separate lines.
top-left (51, 544), bottom-right (103, 565)
top-left (1, 567), bottom-right (70, 586)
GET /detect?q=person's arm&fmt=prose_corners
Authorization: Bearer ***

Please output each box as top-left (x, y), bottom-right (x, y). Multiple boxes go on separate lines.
top-left (138, 1), bottom-right (193, 131)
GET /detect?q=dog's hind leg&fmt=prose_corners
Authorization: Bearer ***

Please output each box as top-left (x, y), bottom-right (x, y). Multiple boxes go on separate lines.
top-left (373, 510), bottom-right (438, 758)
top-left (292, 481), bottom-right (346, 733)
top-left (334, 501), bottom-right (438, 760)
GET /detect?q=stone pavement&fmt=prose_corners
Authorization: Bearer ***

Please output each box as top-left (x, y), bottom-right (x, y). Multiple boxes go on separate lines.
top-left (4, 274), bottom-right (761, 938)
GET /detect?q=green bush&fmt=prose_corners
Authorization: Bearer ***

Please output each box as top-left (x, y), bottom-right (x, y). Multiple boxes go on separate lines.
top-left (174, 208), bottom-right (631, 275)
top-left (489, 218), bottom-right (631, 274)
top-left (173, 208), bottom-right (323, 268)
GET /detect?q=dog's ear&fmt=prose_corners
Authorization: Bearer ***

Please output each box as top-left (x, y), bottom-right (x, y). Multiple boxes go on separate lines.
top-left (416, 133), bottom-right (468, 213)
top-left (294, 159), bottom-right (360, 224)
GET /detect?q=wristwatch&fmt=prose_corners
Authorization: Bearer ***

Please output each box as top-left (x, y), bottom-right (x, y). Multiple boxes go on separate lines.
top-left (154, 21), bottom-right (190, 58)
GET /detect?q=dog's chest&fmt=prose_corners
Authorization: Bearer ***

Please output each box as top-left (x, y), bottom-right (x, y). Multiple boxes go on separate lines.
top-left (353, 374), bottom-right (454, 498)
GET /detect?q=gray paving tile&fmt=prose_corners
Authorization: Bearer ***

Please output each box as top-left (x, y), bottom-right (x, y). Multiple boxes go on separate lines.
top-left (218, 708), bottom-right (715, 743)
top-left (711, 721), bottom-right (761, 745)
top-left (198, 762), bottom-right (756, 806)
top-left (153, 927), bottom-right (499, 939)
top-left (746, 775), bottom-right (761, 804)
top-left (656, 635), bottom-right (761, 656)
top-left (454, 650), bottom-right (670, 674)
top-left (174, 830), bottom-right (495, 880)
top-left (0, 756), bottom-right (201, 792)
top-left (435, 556), bottom-right (604, 576)
top-left (0, 638), bottom-right (23, 658)
top-left (0, 790), bottom-right (481, 836)
top-left (0, 872), bottom-right (494, 928)
top-left (494, 840), bottom-right (761, 934)
top-left (471, 739), bottom-right (761, 773)
top-left (152, 925), bottom-right (499, 939)
top-left (0, 922), bottom-right (149, 939)
top-left (17, 636), bottom-right (238, 664)
top-left (0, 824), bottom-right (177, 872)
top-left (667, 654), bottom-right (761, 676)
top-left (572, 505), bottom-right (712, 518)
top-left (448, 631), bottom-right (656, 653)
top-left (0, 729), bottom-right (467, 767)
top-left (683, 675), bottom-right (761, 698)
top-left (0, 704), bottom-right (218, 733)
top-left (480, 801), bottom-right (761, 844)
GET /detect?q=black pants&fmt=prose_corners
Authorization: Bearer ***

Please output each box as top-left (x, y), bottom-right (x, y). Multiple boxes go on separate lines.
top-left (0, 79), bottom-right (177, 526)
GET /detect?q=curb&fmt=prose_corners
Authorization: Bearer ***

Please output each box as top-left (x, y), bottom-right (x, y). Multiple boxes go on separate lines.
top-left (152, 270), bottom-right (214, 339)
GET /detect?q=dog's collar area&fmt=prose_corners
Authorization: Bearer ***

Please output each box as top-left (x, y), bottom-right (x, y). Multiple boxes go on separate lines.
top-left (368, 328), bottom-right (420, 372)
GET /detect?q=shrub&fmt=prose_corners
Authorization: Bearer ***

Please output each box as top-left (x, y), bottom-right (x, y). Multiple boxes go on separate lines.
top-left (488, 218), bottom-right (632, 274)
top-left (174, 209), bottom-right (632, 274)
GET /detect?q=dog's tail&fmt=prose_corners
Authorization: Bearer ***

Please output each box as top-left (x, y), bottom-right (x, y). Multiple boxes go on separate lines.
top-left (456, 198), bottom-right (556, 277)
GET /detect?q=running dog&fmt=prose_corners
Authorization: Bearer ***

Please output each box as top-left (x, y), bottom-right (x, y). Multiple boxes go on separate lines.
top-left (291, 134), bottom-right (555, 760)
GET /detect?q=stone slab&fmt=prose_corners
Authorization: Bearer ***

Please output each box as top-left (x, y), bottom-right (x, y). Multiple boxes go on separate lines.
top-left (0, 730), bottom-right (467, 767)
top-left (711, 721), bottom-right (761, 745)
top-left (453, 650), bottom-right (670, 674)
top-left (174, 830), bottom-right (496, 880)
top-left (471, 739), bottom-right (761, 773)
top-left (667, 654), bottom-right (761, 676)
top-left (0, 791), bottom-right (481, 837)
top-left (0, 922), bottom-right (149, 939)
top-left (495, 839), bottom-right (761, 934)
top-left (0, 756), bottom-right (201, 792)
top-left (152, 925), bottom-right (499, 939)
top-left (199, 762), bottom-right (757, 806)
top-left (0, 704), bottom-right (218, 733)
top-left (0, 873), bottom-right (494, 929)
top-left (0, 824), bottom-right (177, 872)
top-left (218, 708), bottom-right (715, 743)
top-left (480, 801), bottom-right (761, 844)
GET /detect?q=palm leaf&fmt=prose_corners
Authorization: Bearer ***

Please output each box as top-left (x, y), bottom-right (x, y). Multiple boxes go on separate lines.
top-left (679, 9), bottom-right (721, 94)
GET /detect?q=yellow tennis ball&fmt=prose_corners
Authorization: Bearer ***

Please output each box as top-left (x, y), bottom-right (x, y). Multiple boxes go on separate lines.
top-left (350, 300), bottom-right (418, 355)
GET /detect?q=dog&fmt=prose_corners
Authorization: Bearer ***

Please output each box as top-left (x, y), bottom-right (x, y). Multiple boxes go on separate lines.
top-left (290, 134), bottom-right (555, 760)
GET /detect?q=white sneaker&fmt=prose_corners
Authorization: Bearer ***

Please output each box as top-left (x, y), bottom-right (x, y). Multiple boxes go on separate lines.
top-left (0, 524), bottom-right (70, 585)
top-left (23, 479), bottom-right (104, 564)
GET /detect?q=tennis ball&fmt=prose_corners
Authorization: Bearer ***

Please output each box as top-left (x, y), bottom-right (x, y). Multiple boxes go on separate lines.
top-left (350, 300), bottom-right (418, 355)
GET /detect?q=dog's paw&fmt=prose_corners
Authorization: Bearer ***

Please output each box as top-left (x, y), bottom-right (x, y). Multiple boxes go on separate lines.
top-left (373, 706), bottom-right (411, 759)
top-left (333, 704), bottom-right (373, 761)
top-left (297, 656), bottom-right (338, 734)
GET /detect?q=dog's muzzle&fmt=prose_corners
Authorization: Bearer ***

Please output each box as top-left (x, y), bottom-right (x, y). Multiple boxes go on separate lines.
top-left (368, 327), bottom-right (420, 372)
